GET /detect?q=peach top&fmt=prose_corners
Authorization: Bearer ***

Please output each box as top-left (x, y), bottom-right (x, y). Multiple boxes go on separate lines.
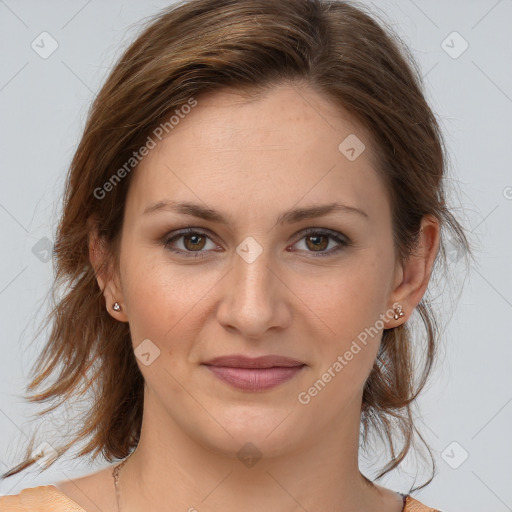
top-left (0, 485), bottom-right (442, 511)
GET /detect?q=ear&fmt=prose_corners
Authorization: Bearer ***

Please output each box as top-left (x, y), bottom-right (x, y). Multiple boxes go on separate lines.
top-left (87, 216), bottom-right (129, 323)
top-left (383, 214), bottom-right (440, 328)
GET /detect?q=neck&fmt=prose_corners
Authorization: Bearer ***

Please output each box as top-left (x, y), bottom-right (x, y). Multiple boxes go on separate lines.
top-left (117, 387), bottom-right (385, 512)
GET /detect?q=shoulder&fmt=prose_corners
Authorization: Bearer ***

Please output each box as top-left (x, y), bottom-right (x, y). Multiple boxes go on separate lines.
top-left (0, 465), bottom-right (115, 512)
top-left (404, 495), bottom-right (444, 512)
top-left (0, 485), bottom-right (85, 511)
top-left (53, 465), bottom-right (118, 511)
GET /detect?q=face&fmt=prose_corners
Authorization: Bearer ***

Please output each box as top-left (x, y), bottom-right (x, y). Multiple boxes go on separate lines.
top-left (105, 83), bottom-right (405, 457)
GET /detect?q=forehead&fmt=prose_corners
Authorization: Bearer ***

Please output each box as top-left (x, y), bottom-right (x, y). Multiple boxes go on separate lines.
top-left (166, 84), bottom-right (371, 154)
top-left (125, 83), bottom-right (389, 224)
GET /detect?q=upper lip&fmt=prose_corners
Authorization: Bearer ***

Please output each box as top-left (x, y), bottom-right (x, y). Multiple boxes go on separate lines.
top-left (202, 354), bottom-right (305, 369)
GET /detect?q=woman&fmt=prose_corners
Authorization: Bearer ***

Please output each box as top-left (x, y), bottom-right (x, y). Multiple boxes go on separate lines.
top-left (0, 0), bottom-right (468, 510)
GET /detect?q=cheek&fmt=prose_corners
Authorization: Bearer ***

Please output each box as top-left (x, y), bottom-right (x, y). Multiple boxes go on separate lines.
top-left (308, 255), bottom-right (393, 388)
top-left (120, 249), bottom-right (222, 354)
top-left (120, 259), bottom-right (218, 401)
top-left (315, 256), bottom-right (391, 332)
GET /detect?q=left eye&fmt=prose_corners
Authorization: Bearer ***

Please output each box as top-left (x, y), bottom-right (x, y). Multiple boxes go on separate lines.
top-left (291, 229), bottom-right (349, 256)
top-left (295, 228), bottom-right (350, 258)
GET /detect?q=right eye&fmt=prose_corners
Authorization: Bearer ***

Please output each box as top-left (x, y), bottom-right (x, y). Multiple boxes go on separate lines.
top-left (163, 228), bottom-right (220, 258)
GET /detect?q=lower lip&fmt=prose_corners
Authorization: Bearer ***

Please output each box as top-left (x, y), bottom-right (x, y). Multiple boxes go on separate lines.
top-left (204, 365), bottom-right (305, 391)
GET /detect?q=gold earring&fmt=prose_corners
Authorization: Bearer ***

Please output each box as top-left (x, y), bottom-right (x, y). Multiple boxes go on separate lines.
top-left (112, 302), bottom-right (122, 312)
top-left (393, 305), bottom-right (404, 320)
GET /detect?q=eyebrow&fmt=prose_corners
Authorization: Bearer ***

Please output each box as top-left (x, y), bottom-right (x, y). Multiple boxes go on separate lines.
top-left (142, 200), bottom-right (368, 224)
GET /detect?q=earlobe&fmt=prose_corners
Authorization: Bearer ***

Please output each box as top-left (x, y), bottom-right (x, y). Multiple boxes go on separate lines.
top-left (384, 215), bottom-right (440, 328)
top-left (392, 303), bottom-right (405, 320)
top-left (110, 300), bottom-right (128, 322)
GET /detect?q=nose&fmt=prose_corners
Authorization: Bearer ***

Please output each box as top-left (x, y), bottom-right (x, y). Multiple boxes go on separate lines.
top-left (216, 243), bottom-right (292, 340)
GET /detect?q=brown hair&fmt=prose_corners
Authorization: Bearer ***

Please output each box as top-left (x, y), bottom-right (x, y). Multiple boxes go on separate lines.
top-left (2, 0), bottom-right (469, 491)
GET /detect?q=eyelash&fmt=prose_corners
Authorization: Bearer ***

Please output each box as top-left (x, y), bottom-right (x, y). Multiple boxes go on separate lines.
top-left (163, 227), bottom-right (351, 259)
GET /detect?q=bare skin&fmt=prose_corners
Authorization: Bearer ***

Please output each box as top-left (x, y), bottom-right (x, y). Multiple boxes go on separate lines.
top-left (56, 82), bottom-right (439, 511)
top-left (54, 467), bottom-right (404, 512)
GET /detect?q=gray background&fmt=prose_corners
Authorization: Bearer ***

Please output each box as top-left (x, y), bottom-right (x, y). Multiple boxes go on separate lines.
top-left (0, 1), bottom-right (511, 511)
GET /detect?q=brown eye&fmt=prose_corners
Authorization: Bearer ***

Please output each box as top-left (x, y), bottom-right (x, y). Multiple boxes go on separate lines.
top-left (291, 229), bottom-right (350, 257)
top-left (183, 233), bottom-right (206, 251)
top-left (164, 229), bottom-right (217, 258)
top-left (305, 234), bottom-right (329, 252)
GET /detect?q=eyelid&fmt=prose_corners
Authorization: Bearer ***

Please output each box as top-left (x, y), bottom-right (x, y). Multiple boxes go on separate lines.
top-left (288, 227), bottom-right (351, 257)
top-left (162, 226), bottom-right (351, 258)
top-left (296, 227), bottom-right (350, 244)
top-left (163, 227), bottom-right (220, 257)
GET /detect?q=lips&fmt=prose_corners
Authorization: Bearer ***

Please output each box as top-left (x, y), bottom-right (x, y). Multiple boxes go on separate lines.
top-left (202, 354), bottom-right (306, 392)
top-left (202, 354), bottom-right (305, 369)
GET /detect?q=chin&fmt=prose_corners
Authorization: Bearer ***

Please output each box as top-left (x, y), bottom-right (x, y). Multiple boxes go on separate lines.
top-left (192, 405), bottom-right (305, 460)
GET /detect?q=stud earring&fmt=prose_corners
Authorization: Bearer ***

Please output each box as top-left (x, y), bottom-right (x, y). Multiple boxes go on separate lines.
top-left (393, 305), bottom-right (404, 320)
top-left (112, 302), bottom-right (122, 312)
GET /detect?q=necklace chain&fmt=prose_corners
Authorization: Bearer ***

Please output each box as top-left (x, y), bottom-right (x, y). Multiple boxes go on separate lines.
top-left (112, 455), bottom-right (131, 512)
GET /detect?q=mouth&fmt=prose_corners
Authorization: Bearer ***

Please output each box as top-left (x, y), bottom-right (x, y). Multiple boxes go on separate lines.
top-left (202, 354), bottom-right (306, 392)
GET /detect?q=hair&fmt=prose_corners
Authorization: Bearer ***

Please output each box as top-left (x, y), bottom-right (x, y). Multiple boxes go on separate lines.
top-left (2, 0), bottom-right (470, 492)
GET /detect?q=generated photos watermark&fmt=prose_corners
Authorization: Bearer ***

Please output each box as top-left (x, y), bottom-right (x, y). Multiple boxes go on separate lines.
top-left (93, 97), bottom-right (198, 200)
top-left (297, 303), bottom-right (401, 405)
